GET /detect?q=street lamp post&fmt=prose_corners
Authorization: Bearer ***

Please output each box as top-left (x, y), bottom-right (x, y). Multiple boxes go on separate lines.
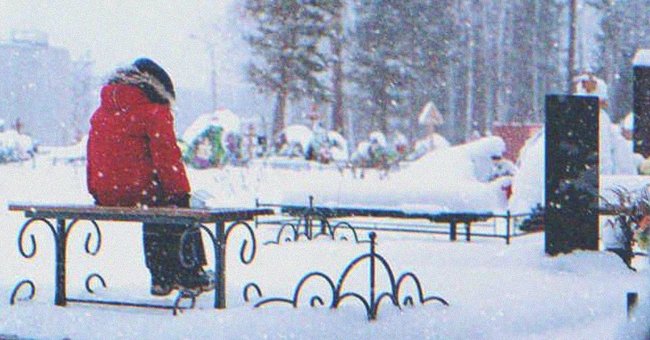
top-left (190, 34), bottom-right (218, 111)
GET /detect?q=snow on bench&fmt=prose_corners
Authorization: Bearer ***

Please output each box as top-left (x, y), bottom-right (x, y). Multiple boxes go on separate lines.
top-left (259, 197), bottom-right (521, 244)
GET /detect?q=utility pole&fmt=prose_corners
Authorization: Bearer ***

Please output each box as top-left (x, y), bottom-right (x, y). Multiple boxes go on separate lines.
top-left (189, 34), bottom-right (218, 111)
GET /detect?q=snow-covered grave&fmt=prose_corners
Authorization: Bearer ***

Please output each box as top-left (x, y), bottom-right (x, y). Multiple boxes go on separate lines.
top-left (272, 124), bottom-right (349, 166)
top-left (182, 109), bottom-right (242, 148)
top-left (0, 129), bottom-right (36, 163)
top-left (0, 136), bottom-right (647, 339)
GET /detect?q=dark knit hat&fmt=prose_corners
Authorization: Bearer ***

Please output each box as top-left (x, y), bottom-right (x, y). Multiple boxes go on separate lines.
top-left (133, 58), bottom-right (176, 100)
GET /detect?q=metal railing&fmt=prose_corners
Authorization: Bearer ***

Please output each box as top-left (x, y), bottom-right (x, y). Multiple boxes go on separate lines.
top-left (256, 196), bottom-right (536, 245)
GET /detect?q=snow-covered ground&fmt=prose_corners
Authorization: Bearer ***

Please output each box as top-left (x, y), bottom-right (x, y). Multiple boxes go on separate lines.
top-left (0, 155), bottom-right (648, 339)
top-left (201, 136), bottom-right (512, 214)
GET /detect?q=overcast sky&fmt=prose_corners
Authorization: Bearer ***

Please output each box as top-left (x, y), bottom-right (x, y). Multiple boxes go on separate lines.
top-left (0, 0), bottom-right (244, 91)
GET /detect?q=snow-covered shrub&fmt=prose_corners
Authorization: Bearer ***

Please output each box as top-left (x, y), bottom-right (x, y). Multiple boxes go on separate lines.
top-left (275, 124), bottom-right (311, 159)
top-left (600, 186), bottom-right (650, 270)
top-left (304, 125), bottom-right (349, 164)
top-left (350, 140), bottom-right (396, 170)
top-left (274, 124), bottom-right (349, 164)
top-left (0, 129), bottom-right (35, 163)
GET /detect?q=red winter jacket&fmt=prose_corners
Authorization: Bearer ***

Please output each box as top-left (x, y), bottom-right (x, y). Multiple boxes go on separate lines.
top-left (87, 83), bottom-right (190, 207)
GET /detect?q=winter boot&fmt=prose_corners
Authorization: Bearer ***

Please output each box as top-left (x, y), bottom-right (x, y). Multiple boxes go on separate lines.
top-left (151, 281), bottom-right (173, 296)
top-left (177, 269), bottom-right (216, 295)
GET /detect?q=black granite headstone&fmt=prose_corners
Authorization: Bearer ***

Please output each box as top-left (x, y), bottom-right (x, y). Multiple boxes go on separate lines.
top-left (545, 95), bottom-right (600, 255)
top-left (633, 65), bottom-right (650, 158)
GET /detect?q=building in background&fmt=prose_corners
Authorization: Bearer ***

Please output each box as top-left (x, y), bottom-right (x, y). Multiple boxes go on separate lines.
top-left (492, 123), bottom-right (543, 162)
top-left (0, 30), bottom-right (91, 146)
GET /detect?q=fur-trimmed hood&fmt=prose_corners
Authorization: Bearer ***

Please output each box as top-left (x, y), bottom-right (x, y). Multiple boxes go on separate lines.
top-left (107, 66), bottom-right (175, 106)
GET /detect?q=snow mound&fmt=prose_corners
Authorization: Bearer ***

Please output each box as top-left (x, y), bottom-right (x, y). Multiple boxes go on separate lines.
top-left (541, 250), bottom-right (635, 276)
top-left (633, 49), bottom-right (650, 67)
top-left (182, 109), bottom-right (241, 144)
top-left (278, 136), bottom-right (510, 213)
top-left (368, 131), bottom-right (387, 147)
top-left (283, 125), bottom-right (313, 149)
top-left (327, 130), bottom-right (348, 161)
top-left (509, 130), bottom-right (544, 214)
top-left (409, 133), bottom-right (451, 161)
top-left (574, 73), bottom-right (608, 101)
top-left (0, 129), bottom-right (35, 162)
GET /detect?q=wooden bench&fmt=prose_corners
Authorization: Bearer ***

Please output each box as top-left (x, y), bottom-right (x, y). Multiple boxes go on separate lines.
top-left (8, 204), bottom-right (273, 313)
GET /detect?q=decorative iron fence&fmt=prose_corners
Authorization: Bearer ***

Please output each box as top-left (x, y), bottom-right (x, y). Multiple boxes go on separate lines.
top-left (249, 232), bottom-right (448, 320)
top-left (257, 196), bottom-right (536, 245)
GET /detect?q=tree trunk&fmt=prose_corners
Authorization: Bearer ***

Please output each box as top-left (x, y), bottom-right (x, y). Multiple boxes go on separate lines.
top-left (494, 0), bottom-right (507, 123)
top-left (331, 27), bottom-right (345, 134)
top-left (531, 0), bottom-right (541, 122)
top-left (567, 0), bottom-right (577, 92)
top-left (272, 83), bottom-right (288, 139)
top-left (379, 87), bottom-right (389, 134)
top-left (272, 41), bottom-right (293, 138)
top-left (464, 0), bottom-right (475, 141)
top-left (481, 0), bottom-right (494, 133)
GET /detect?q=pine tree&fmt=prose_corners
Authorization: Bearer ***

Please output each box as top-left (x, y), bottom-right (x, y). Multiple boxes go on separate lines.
top-left (348, 0), bottom-right (406, 135)
top-left (244, 0), bottom-right (332, 138)
top-left (348, 0), bottom-right (454, 140)
top-left (326, 1), bottom-right (346, 135)
top-left (396, 0), bottom-right (455, 142)
top-left (598, 0), bottom-right (650, 119)
top-left (505, 0), bottom-right (563, 123)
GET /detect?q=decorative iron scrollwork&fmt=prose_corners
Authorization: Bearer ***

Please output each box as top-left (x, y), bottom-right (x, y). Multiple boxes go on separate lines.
top-left (265, 216), bottom-right (367, 245)
top-left (180, 220), bottom-right (258, 268)
top-left (243, 282), bottom-right (263, 303)
top-left (85, 273), bottom-right (107, 294)
top-left (13, 217), bottom-right (105, 304)
top-left (17, 218), bottom-right (55, 258)
top-left (9, 280), bottom-right (36, 305)
top-left (66, 219), bottom-right (102, 255)
top-left (225, 220), bottom-right (257, 264)
top-left (172, 290), bottom-right (198, 316)
top-left (254, 232), bottom-right (448, 320)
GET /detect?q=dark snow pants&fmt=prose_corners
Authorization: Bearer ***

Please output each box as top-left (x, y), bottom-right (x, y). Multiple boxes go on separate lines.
top-left (143, 223), bottom-right (207, 286)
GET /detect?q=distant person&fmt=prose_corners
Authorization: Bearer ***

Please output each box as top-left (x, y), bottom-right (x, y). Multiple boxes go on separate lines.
top-left (86, 58), bottom-right (214, 296)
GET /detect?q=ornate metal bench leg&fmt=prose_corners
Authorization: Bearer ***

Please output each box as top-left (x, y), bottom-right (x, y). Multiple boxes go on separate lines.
top-left (215, 221), bottom-right (226, 309)
top-left (173, 289), bottom-right (198, 315)
top-left (55, 219), bottom-right (67, 306)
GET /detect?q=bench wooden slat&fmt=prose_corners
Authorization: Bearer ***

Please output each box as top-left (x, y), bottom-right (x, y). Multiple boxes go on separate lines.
top-left (8, 204), bottom-right (274, 223)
